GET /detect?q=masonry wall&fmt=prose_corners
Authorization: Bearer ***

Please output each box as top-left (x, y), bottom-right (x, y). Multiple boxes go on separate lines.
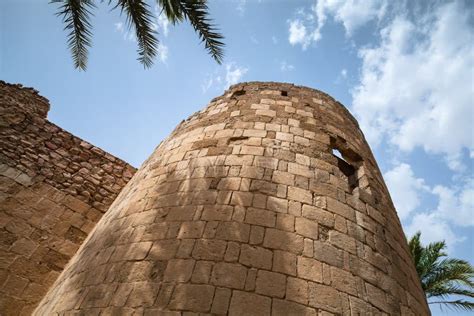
top-left (0, 81), bottom-right (136, 315)
top-left (35, 82), bottom-right (430, 315)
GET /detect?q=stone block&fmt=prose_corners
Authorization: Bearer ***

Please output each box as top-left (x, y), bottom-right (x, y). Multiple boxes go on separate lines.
top-left (211, 262), bottom-right (247, 289)
top-left (286, 277), bottom-right (308, 305)
top-left (287, 187), bottom-right (312, 204)
top-left (229, 290), bottom-right (271, 316)
top-left (211, 287), bottom-right (232, 314)
top-left (215, 221), bottom-right (250, 242)
top-left (177, 221), bottom-right (205, 239)
top-left (267, 196), bottom-right (288, 213)
top-left (239, 244), bottom-right (272, 269)
top-left (297, 256), bottom-right (322, 283)
top-left (273, 250), bottom-right (296, 275)
top-left (256, 270), bottom-right (286, 298)
top-left (272, 299), bottom-right (317, 316)
top-left (192, 239), bottom-right (227, 261)
top-left (245, 207), bottom-right (276, 227)
top-left (168, 284), bottom-right (215, 312)
top-left (263, 228), bottom-right (304, 253)
top-left (295, 217), bottom-right (319, 239)
top-left (163, 259), bottom-right (195, 282)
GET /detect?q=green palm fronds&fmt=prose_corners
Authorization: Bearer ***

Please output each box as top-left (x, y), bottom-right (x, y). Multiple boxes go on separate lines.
top-left (51, 0), bottom-right (225, 70)
top-left (408, 232), bottom-right (474, 311)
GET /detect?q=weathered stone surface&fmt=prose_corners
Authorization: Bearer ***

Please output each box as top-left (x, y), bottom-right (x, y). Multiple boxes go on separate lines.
top-left (30, 82), bottom-right (429, 316)
top-left (0, 81), bottom-right (135, 315)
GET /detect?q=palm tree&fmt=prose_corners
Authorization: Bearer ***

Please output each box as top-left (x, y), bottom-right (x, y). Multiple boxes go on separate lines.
top-left (408, 232), bottom-right (474, 311)
top-left (51, 0), bottom-right (224, 70)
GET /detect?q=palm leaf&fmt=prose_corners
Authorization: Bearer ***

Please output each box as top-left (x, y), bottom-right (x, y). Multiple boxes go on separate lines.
top-left (158, 0), bottom-right (184, 23)
top-left (408, 232), bottom-right (474, 311)
top-left (430, 299), bottom-right (474, 311)
top-left (114, 0), bottom-right (159, 68)
top-left (52, 0), bottom-right (96, 71)
top-left (179, 0), bottom-right (224, 64)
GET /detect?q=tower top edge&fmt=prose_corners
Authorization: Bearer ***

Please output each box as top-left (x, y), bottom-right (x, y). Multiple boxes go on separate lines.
top-left (225, 81), bottom-right (360, 130)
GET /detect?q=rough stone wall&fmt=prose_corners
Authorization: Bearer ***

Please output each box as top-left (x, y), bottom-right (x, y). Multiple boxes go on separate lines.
top-left (0, 81), bottom-right (136, 315)
top-left (35, 82), bottom-right (429, 315)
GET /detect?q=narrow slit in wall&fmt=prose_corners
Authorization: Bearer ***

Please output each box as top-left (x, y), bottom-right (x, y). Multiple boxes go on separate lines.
top-left (330, 139), bottom-right (362, 192)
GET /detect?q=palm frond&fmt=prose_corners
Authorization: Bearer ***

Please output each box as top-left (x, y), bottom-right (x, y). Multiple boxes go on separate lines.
top-left (430, 299), bottom-right (474, 311)
top-left (179, 0), bottom-right (224, 64)
top-left (158, 0), bottom-right (184, 23)
top-left (115, 0), bottom-right (159, 68)
top-left (52, 0), bottom-right (96, 71)
top-left (408, 232), bottom-right (474, 311)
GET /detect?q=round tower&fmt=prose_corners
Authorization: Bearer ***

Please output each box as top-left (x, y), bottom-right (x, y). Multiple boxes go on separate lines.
top-left (35, 82), bottom-right (430, 315)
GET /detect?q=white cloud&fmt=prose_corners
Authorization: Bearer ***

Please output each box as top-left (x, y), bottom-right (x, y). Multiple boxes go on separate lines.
top-left (432, 181), bottom-right (474, 228)
top-left (315, 0), bottom-right (387, 36)
top-left (157, 43), bottom-right (168, 63)
top-left (114, 22), bottom-right (124, 32)
top-left (341, 68), bottom-right (347, 79)
top-left (405, 212), bottom-right (464, 252)
top-left (201, 63), bottom-right (248, 93)
top-left (272, 36), bottom-right (278, 44)
top-left (225, 63), bottom-right (248, 88)
top-left (384, 163), bottom-right (428, 220)
top-left (385, 162), bottom-right (473, 251)
top-left (114, 22), bottom-right (136, 42)
top-left (236, 0), bottom-right (247, 15)
top-left (154, 6), bottom-right (170, 37)
top-left (352, 2), bottom-right (474, 170)
top-left (288, 20), bottom-right (312, 50)
top-left (288, 0), bottom-right (387, 48)
top-left (280, 61), bottom-right (295, 72)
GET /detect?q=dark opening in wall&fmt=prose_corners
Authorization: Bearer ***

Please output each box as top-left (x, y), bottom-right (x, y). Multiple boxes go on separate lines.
top-left (281, 90), bottom-right (288, 96)
top-left (231, 90), bottom-right (246, 98)
top-left (330, 137), bottom-right (362, 192)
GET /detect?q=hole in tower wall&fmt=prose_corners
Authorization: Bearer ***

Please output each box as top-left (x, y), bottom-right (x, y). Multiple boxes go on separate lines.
top-left (231, 90), bottom-right (246, 98)
top-left (330, 138), bottom-right (362, 192)
top-left (281, 90), bottom-right (288, 96)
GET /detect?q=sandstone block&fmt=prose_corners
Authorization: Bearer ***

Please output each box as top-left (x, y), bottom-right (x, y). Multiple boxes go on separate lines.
top-left (211, 287), bottom-right (232, 314)
top-left (272, 299), bottom-right (317, 316)
top-left (297, 256), bottom-right (322, 283)
top-left (267, 196), bottom-right (288, 213)
top-left (229, 291), bottom-right (271, 316)
top-left (239, 244), bottom-right (272, 269)
top-left (215, 221), bottom-right (250, 243)
top-left (163, 259), bottom-right (195, 282)
top-left (168, 284), bottom-right (215, 312)
top-left (263, 228), bottom-right (304, 253)
top-left (245, 207), bottom-right (276, 227)
top-left (273, 250), bottom-right (296, 275)
top-left (256, 270), bottom-right (286, 298)
top-left (287, 187), bottom-right (312, 204)
top-left (286, 277), bottom-right (308, 305)
top-left (211, 262), bottom-right (247, 289)
top-left (192, 239), bottom-right (227, 261)
top-left (295, 217), bottom-right (318, 239)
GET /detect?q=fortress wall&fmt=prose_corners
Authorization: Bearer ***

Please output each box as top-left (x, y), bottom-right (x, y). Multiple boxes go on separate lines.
top-left (0, 81), bottom-right (136, 315)
top-left (35, 82), bottom-right (429, 315)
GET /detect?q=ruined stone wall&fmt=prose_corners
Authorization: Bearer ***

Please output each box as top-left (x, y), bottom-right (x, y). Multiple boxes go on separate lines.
top-left (35, 82), bottom-right (429, 315)
top-left (0, 81), bottom-right (136, 315)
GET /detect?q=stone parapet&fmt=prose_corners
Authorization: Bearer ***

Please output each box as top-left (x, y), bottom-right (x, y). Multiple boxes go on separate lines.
top-left (0, 81), bottom-right (136, 314)
top-left (34, 82), bottom-right (430, 315)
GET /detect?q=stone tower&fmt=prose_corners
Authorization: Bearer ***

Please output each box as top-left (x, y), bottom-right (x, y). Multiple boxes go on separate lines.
top-left (34, 82), bottom-right (430, 315)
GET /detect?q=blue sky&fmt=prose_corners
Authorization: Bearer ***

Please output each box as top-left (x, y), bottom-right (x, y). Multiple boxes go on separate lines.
top-left (1, 1), bottom-right (473, 314)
